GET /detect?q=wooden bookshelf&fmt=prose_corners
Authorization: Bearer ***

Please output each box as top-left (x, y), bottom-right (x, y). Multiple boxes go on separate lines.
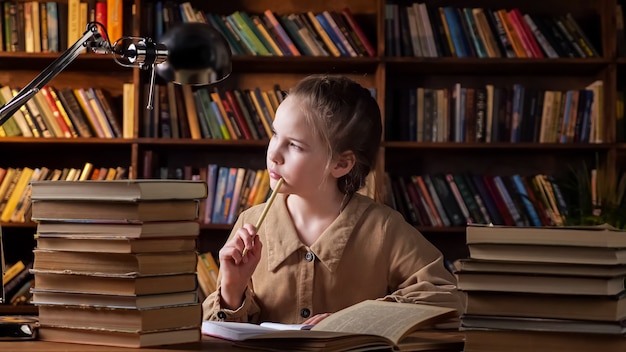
top-left (1, 0), bottom-right (624, 278)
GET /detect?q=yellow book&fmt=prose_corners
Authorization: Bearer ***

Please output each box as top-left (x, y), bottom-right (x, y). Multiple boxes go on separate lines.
top-left (210, 91), bottom-right (237, 140)
top-left (11, 167), bottom-right (49, 222)
top-left (0, 168), bottom-right (17, 204)
top-left (248, 90), bottom-right (272, 138)
top-left (251, 15), bottom-right (283, 56)
top-left (306, 11), bottom-right (341, 57)
top-left (49, 87), bottom-right (79, 137)
top-left (1, 167), bottom-right (34, 222)
top-left (122, 83), bottom-right (135, 138)
top-left (196, 255), bottom-right (216, 295)
top-left (497, 10), bottom-right (526, 58)
top-left (181, 85), bottom-right (202, 140)
top-left (67, 0), bottom-right (81, 47)
top-left (203, 252), bottom-right (220, 281)
top-left (107, 0), bottom-right (124, 42)
top-left (79, 162), bottom-right (94, 181)
top-left (106, 167), bottom-right (118, 180)
top-left (2, 260), bottom-right (25, 285)
top-left (252, 169), bottom-right (271, 206)
top-left (260, 91), bottom-right (276, 120)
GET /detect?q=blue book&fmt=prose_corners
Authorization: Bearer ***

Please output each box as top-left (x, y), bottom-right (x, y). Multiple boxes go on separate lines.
top-left (510, 84), bottom-right (525, 143)
top-left (442, 7), bottom-right (468, 58)
top-left (46, 2), bottom-right (59, 52)
top-left (203, 164), bottom-right (219, 223)
top-left (462, 8), bottom-right (487, 58)
top-left (511, 174), bottom-right (542, 226)
top-left (155, 1), bottom-right (164, 41)
top-left (211, 167), bottom-right (230, 224)
top-left (315, 13), bottom-right (349, 56)
top-left (493, 175), bottom-right (525, 226)
top-left (470, 174), bottom-right (504, 225)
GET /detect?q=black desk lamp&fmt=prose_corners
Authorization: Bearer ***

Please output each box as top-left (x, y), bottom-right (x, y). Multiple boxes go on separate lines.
top-left (0, 21), bottom-right (232, 124)
top-left (0, 21), bottom-right (232, 339)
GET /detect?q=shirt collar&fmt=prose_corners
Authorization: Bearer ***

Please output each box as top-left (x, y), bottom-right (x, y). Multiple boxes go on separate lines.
top-left (263, 193), bottom-right (373, 273)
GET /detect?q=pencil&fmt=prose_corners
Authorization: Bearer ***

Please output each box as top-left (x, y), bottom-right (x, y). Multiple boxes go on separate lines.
top-left (242, 177), bottom-right (284, 257)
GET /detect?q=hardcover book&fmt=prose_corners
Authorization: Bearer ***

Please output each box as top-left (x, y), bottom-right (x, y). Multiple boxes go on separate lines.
top-left (30, 179), bottom-right (207, 201)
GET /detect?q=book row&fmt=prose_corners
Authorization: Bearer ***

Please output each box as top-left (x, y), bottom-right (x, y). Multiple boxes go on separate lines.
top-left (2, 259), bottom-right (33, 305)
top-left (0, 163), bottom-right (128, 223)
top-left (140, 153), bottom-right (271, 225)
top-left (386, 80), bottom-right (604, 144)
top-left (385, 173), bottom-right (570, 228)
top-left (385, 2), bottom-right (600, 59)
top-left (143, 83), bottom-right (283, 140)
top-left (0, 84), bottom-right (127, 139)
top-left (0, 0), bottom-right (126, 53)
top-left (148, 1), bottom-right (375, 57)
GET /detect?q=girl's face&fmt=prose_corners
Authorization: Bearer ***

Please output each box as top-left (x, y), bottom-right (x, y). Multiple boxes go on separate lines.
top-left (266, 96), bottom-right (335, 197)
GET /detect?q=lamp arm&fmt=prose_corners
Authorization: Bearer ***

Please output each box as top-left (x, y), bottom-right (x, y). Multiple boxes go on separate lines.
top-left (0, 23), bottom-right (109, 126)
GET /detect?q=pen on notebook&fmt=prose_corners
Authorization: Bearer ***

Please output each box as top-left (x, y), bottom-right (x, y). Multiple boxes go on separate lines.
top-left (242, 177), bottom-right (284, 257)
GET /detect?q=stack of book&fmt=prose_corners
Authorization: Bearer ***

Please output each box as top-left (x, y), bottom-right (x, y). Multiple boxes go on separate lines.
top-left (458, 224), bottom-right (626, 352)
top-left (29, 179), bottom-right (207, 348)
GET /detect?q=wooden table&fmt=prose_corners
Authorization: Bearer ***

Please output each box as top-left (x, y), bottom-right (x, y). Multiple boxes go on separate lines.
top-left (0, 337), bottom-right (247, 352)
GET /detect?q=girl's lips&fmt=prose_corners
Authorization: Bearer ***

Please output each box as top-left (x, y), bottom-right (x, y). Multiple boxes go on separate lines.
top-left (269, 171), bottom-right (282, 181)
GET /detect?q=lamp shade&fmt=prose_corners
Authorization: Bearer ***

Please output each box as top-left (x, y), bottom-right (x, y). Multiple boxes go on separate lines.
top-left (155, 23), bottom-right (232, 86)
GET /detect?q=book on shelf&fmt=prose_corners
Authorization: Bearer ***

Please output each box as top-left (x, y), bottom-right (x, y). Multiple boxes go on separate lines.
top-left (203, 300), bottom-right (462, 352)
top-left (37, 326), bottom-right (201, 348)
top-left (31, 289), bottom-right (198, 309)
top-left (30, 179), bottom-right (208, 201)
top-left (33, 250), bottom-right (198, 275)
top-left (31, 270), bottom-right (198, 296)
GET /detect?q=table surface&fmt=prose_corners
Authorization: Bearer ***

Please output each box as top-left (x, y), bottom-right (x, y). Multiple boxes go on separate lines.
top-left (0, 337), bottom-right (246, 352)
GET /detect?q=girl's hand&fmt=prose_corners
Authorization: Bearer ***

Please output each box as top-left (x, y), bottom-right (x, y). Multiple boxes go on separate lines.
top-left (218, 223), bottom-right (262, 309)
top-left (303, 313), bottom-right (332, 325)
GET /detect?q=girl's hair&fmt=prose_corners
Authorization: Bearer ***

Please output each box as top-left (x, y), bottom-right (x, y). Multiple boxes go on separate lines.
top-left (289, 75), bottom-right (382, 196)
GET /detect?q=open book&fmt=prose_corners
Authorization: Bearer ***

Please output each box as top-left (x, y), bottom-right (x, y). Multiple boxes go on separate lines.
top-left (202, 300), bottom-right (462, 351)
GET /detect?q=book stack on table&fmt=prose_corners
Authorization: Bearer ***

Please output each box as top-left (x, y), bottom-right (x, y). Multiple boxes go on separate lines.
top-left (457, 224), bottom-right (626, 352)
top-left (29, 179), bottom-right (208, 348)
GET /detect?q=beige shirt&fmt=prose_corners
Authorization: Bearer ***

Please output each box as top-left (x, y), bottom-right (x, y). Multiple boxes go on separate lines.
top-left (202, 193), bottom-right (465, 323)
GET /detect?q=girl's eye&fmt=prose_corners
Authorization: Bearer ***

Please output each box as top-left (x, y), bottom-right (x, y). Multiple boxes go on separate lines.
top-left (289, 142), bottom-right (303, 150)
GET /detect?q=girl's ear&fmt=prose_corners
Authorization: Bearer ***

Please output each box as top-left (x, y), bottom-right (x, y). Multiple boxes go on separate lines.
top-left (331, 151), bottom-right (356, 178)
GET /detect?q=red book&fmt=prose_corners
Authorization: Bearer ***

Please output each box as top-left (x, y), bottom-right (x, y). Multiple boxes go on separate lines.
top-left (510, 8), bottom-right (544, 58)
top-left (224, 90), bottom-right (253, 140)
top-left (95, 2), bottom-right (107, 40)
top-left (482, 175), bottom-right (515, 226)
top-left (40, 86), bottom-right (72, 138)
top-left (341, 7), bottom-right (376, 57)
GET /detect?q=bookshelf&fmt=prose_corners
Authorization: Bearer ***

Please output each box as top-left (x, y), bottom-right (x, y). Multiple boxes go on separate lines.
top-left (1, 0), bottom-right (625, 313)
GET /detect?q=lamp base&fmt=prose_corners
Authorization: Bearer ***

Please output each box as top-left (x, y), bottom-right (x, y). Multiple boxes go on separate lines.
top-left (0, 315), bottom-right (37, 340)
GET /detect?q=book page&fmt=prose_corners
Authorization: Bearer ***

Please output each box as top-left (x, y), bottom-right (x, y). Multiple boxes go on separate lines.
top-left (312, 300), bottom-right (455, 344)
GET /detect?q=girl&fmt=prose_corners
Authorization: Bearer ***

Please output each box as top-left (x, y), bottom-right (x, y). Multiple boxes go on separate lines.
top-left (203, 75), bottom-right (465, 324)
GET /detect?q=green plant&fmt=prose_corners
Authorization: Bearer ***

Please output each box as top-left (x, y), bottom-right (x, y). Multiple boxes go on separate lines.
top-left (559, 157), bottom-right (626, 229)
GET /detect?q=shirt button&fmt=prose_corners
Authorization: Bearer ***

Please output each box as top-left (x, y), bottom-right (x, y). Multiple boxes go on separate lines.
top-left (217, 311), bottom-right (227, 320)
top-left (304, 252), bottom-right (315, 262)
top-left (300, 308), bottom-right (311, 318)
